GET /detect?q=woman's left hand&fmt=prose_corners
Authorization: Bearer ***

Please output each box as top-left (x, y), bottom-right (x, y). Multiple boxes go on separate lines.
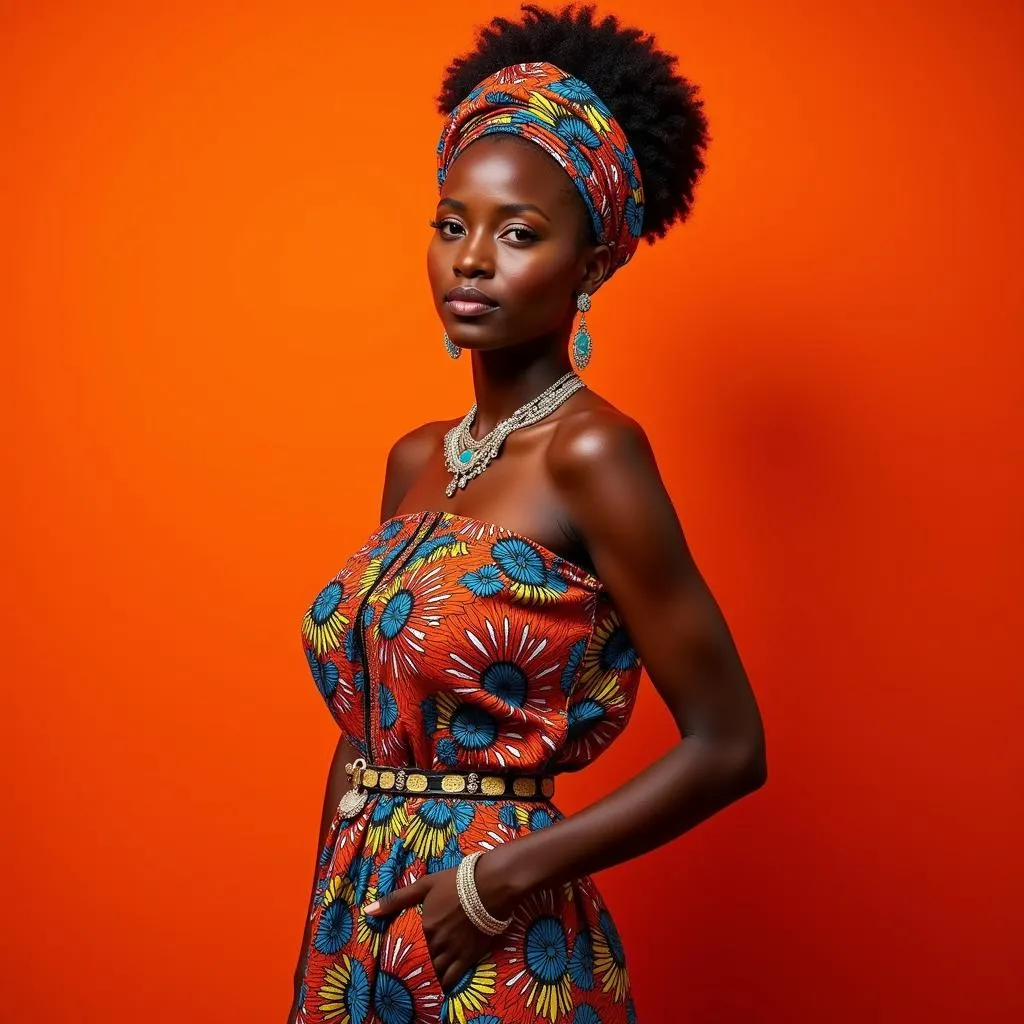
top-left (364, 856), bottom-right (513, 992)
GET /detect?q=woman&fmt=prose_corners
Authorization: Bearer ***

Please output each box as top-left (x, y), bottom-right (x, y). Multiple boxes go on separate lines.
top-left (290, 6), bottom-right (766, 1022)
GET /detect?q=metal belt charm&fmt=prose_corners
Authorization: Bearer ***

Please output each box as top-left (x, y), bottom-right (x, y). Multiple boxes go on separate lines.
top-left (337, 758), bottom-right (368, 820)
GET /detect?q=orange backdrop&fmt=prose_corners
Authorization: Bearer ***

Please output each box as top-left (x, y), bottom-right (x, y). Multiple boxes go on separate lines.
top-left (4, 1), bottom-right (1022, 1021)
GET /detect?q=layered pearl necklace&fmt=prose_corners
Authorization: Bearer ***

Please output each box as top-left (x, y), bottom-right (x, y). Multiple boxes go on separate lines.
top-left (443, 370), bottom-right (586, 497)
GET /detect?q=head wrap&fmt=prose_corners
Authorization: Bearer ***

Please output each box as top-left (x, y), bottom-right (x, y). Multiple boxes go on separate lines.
top-left (437, 62), bottom-right (645, 276)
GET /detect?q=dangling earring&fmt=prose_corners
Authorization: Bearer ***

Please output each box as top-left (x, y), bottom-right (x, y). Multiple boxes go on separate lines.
top-left (572, 292), bottom-right (593, 370)
top-left (443, 331), bottom-right (461, 360)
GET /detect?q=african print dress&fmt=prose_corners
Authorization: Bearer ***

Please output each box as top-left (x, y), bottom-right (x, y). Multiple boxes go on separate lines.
top-left (297, 510), bottom-right (643, 1024)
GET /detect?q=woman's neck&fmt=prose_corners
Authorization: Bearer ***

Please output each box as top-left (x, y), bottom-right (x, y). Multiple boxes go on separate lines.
top-left (468, 338), bottom-right (574, 436)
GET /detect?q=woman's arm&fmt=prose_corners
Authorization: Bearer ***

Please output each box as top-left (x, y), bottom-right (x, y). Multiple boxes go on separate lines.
top-left (476, 408), bottom-right (767, 912)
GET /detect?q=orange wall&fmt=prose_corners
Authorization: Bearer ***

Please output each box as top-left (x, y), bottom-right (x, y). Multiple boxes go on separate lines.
top-left (5, 1), bottom-right (1021, 1021)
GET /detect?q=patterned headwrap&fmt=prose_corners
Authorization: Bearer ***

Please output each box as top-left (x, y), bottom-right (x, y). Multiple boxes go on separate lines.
top-left (437, 62), bottom-right (645, 276)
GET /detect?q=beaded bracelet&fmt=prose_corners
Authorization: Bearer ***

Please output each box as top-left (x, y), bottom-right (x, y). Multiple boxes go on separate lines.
top-left (456, 851), bottom-right (513, 936)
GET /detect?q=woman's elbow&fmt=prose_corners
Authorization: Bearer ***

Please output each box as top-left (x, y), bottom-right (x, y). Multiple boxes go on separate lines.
top-left (743, 741), bottom-right (768, 792)
top-left (716, 726), bottom-right (766, 797)
top-left (735, 731), bottom-right (768, 794)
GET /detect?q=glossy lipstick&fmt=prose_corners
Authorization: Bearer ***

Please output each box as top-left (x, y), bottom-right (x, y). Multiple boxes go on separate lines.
top-left (445, 286), bottom-right (499, 318)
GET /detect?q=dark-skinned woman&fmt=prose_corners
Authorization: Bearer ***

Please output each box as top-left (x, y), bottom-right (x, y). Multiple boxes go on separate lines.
top-left (289, 6), bottom-right (766, 1023)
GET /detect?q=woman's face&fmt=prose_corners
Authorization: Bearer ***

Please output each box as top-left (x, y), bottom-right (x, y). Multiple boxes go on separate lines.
top-left (427, 135), bottom-right (608, 353)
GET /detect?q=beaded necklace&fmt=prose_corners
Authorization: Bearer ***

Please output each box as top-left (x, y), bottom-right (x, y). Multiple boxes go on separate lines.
top-left (442, 371), bottom-right (586, 497)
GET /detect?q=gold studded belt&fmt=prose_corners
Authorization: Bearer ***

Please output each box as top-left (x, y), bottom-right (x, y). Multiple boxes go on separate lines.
top-left (354, 760), bottom-right (555, 801)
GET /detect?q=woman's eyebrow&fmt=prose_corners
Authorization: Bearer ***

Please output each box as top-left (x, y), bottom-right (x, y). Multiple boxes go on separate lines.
top-left (436, 197), bottom-right (551, 222)
top-left (497, 202), bottom-right (551, 221)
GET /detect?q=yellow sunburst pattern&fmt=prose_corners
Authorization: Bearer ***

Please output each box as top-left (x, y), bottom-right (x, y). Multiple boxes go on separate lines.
top-left (356, 557), bottom-right (385, 596)
top-left (526, 91), bottom-right (561, 126)
top-left (302, 581), bottom-right (349, 657)
top-left (402, 803), bottom-right (454, 860)
top-left (502, 890), bottom-right (575, 1023)
top-left (578, 607), bottom-right (640, 689)
top-left (441, 958), bottom-right (497, 1024)
top-left (354, 884), bottom-right (386, 957)
top-left (313, 954), bottom-right (369, 1024)
top-left (404, 535), bottom-right (470, 572)
top-left (583, 102), bottom-right (612, 134)
top-left (320, 873), bottom-right (346, 909)
top-left (592, 908), bottom-right (631, 1003)
top-left (364, 796), bottom-right (409, 856)
top-left (505, 577), bottom-right (570, 605)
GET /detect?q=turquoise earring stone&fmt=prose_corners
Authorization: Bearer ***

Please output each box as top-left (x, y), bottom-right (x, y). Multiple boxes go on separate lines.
top-left (573, 292), bottom-right (593, 370)
top-left (573, 329), bottom-right (592, 370)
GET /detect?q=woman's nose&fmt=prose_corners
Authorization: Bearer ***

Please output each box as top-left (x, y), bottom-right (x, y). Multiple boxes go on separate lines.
top-left (453, 230), bottom-right (494, 278)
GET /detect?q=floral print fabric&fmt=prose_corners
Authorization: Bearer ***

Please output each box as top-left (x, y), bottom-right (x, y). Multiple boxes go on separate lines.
top-left (297, 511), bottom-right (644, 1023)
top-left (437, 62), bottom-right (645, 277)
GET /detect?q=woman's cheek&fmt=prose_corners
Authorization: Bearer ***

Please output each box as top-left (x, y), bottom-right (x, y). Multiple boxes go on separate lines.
top-left (509, 254), bottom-right (576, 301)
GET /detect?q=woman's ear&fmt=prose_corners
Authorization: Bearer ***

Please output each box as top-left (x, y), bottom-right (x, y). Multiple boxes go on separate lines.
top-left (581, 244), bottom-right (612, 296)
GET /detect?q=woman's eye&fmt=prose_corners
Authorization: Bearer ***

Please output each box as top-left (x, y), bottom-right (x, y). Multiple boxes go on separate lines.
top-left (430, 219), bottom-right (463, 238)
top-left (505, 226), bottom-right (539, 243)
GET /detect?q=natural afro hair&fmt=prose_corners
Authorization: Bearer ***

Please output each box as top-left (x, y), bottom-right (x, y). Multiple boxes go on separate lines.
top-left (437, 3), bottom-right (710, 243)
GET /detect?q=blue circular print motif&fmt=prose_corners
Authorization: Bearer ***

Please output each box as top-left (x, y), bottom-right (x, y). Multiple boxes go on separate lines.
top-left (436, 737), bottom-right (458, 766)
top-left (600, 624), bottom-right (639, 671)
top-left (372, 971), bottom-right (415, 1024)
top-left (343, 957), bottom-right (371, 1024)
top-left (378, 683), bottom-right (399, 730)
top-left (379, 590), bottom-right (413, 639)
top-left (305, 649), bottom-right (338, 701)
top-left (528, 808), bottom-right (554, 832)
top-left (310, 581), bottom-right (343, 624)
top-left (450, 705), bottom-right (498, 750)
top-left (481, 661), bottom-right (529, 707)
top-left (599, 909), bottom-right (626, 967)
top-left (567, 698), bottom-right (605, 739)
top-left (569, 929), bottom-right (595, 990)
top-left (492, 537), bottom-right (546, 585)
top-left (314, 897), bottom-right (352, 954)
top-left (525, 916), bottom-right (569, 983)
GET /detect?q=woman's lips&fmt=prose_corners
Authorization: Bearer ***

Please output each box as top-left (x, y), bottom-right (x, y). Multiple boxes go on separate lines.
top-left (446, 299), bottom-right (500, 317)
top-left (444, 286), bottom-right (499, 318)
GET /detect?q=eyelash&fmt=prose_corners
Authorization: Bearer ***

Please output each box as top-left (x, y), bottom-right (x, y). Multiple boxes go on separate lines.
top-left (429, 219), bottom-right (539, 244)
top-left (506, 226), bottom-right (540, 243)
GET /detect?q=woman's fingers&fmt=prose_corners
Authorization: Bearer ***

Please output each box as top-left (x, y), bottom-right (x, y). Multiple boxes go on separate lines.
top-left (441, 959), bottom-right (468, 993)
top-left (364, 875), bottom-right (429, 917)
top-left (430, 951), bottom-right (453, 985)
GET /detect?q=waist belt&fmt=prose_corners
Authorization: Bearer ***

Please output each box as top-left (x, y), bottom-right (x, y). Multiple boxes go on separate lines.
top-left (354, 761), bottom-right (555, 801)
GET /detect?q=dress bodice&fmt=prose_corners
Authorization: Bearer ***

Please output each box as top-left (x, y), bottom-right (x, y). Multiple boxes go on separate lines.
top-left (301, 510), bottom-right (642, 773)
